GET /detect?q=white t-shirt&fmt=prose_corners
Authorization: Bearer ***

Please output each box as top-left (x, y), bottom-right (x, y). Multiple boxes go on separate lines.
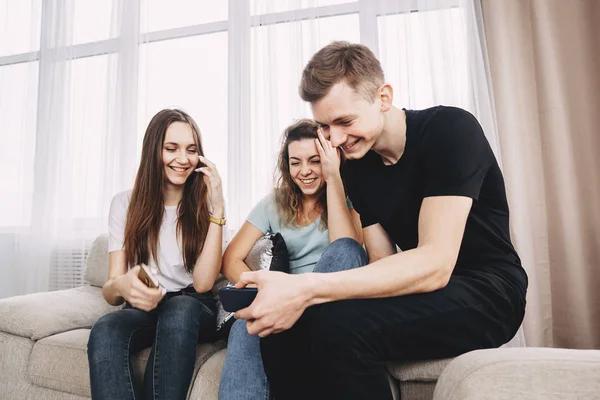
top-left (108, 190), bottom-right (194, 292)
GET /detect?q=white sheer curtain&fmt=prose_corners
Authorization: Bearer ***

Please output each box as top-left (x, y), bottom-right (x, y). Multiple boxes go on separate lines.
top-left (376, 0), bottom-right (500, 158)
top-left (0, 0), bottom-right (140, 297)
top-left (1, 0), bottom-right (230, 299)
top-left (227, 0), bottom-right (501, 227)
top-left (227, 0), bottom-right (361, 231)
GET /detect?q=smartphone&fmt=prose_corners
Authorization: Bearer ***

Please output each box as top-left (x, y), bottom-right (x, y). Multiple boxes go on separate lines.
top-left (219, 286), bottom-right (258, 312)
top-left (137, 264), bottom-right (159, 289)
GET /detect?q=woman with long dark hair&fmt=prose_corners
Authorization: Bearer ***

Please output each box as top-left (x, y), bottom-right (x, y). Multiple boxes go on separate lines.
top-left (88, 108), bottom-right (225, 399)
top-left (218, 119), bottom-right (364, 400)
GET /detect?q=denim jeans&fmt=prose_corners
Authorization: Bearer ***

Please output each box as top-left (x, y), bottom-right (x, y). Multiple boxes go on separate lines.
top-left (218, 238), bottom-right (367, 400)
top-left (218, 319), bottom-right (270, 400)
top-left (87, 286), bottom-right (217, 400)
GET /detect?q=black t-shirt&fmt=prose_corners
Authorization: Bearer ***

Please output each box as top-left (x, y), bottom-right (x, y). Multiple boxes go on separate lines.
top-left (342, 106), bottom-right (525, 281)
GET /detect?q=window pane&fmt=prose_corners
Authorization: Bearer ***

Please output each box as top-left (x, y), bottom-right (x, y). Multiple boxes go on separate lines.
top-left (378, 8), bottom-right (471, 110)
top-left (138, 33), bottom-right (228, 195)
top-left (141, 0), bottom-right (227, 33)
top-left (69, 55), bottom-right (109, 218)
top-left (251, 0), bottom-right (354, 15)
top-left (249, 14), bottom-right (359, 199)
top-left (0, 62), bottom-right (39, 226)
top-left (0, 0), bottom-right (42, 56)
top-left (73, 1), bottom-right (113, 45)
top-left (252, 13), bottom-right (359, 130)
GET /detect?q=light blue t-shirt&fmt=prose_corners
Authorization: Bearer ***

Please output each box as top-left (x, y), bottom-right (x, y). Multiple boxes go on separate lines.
top-left (246, 194), bottom-right (352, 274)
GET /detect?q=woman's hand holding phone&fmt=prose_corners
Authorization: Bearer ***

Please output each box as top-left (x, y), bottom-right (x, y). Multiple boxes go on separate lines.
top-left (114, 265), bottom-right (165, 312)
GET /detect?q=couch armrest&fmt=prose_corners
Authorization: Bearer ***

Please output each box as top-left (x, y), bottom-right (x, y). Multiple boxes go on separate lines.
top-left (0, 285), bottom-right (120, 340)
top-left (433, 348), bottom-right (600, 400)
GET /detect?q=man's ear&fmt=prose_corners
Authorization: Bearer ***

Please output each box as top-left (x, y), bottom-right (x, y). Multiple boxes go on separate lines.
top-left (379, 83), bottom-right (393, 112)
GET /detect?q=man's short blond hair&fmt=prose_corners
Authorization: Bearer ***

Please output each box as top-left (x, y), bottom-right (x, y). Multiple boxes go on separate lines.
top-left (299, 41), bottom-right (385, 103)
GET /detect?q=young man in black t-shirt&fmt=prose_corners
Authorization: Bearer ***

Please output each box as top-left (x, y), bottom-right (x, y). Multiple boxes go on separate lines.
top-left (235, 41), bottom-right (528, 400)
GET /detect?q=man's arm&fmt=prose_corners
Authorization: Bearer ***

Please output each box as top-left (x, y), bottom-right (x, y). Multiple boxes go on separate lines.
top-left (235, 195), bottom-right (472, 337)
top-left (307, 195), bottom-right (471, 303)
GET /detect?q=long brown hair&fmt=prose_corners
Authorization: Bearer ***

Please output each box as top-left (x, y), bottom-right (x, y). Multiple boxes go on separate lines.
top-left (123, 109), bottom-right (210, 274)
top-left (274, 119), bottom-right (328, 230)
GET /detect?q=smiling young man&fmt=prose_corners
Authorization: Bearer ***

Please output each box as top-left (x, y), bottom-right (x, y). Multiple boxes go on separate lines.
top-left (235, 41), bottom-right (528, 400)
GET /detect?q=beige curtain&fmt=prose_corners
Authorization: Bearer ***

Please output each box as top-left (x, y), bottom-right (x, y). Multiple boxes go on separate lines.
top-left (481, 0), bottom-right (600, 348)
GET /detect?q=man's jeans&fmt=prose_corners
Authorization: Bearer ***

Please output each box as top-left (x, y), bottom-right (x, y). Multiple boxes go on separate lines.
top-left (87, 287), bottom-right (216, 400)
top-left (218, 238), bottom-right (367, 400)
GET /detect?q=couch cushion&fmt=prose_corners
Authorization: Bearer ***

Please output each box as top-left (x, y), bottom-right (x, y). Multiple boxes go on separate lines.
top-left (84, 234), bottom-right (109, 288)
top-left (0, 331), bottom-right (35, 399)
top-left (213, 233), bottom-right (290, 335)
top-left (28, 329), bottom-right (91, 397)
top-left (0, 286), bottom-right (120, 340)
top-left (433, 348), bottom-right (600, 400)
top-left (189, 347), bottom-right (227, 399)
top-left (387, 358), bottom-right (454, 382)
top-left (28, 328), bottom-right (226, 398)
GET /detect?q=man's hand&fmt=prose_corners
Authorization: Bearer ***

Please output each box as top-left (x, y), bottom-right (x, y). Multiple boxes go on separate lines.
top-left (234, 270), bottom-right (313, 337)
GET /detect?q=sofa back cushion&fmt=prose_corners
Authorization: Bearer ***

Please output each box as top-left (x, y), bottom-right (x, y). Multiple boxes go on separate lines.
top-left (0, 285), bottom-right (118, 340)
top-left (84, 234), bottom-right (110, 288)
top-left (213, 233), bottom-right (289, 335)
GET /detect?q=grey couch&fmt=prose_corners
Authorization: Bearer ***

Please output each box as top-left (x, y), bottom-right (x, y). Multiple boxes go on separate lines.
top-left (0, 233), bottom-right (568, 400)
top-left (433, 347), bottom-right (600, 400)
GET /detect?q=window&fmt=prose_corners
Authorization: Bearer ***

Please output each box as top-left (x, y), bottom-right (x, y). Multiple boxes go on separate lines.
top-left (250, 0), bottom-right (354, 15)
top-left (1, 0), bottom-right (486, 296)
top-left (70, 55), bottom-right (109, 219)
top-left (251, 13), bottom-right (360, 134)
top-left (248, 13), bottom-right (360, 201)
top-left (0, 0), bottom-right (472, 228)
top-left (378, 7), bottom-right (471, 110)
top-left (138, 32), bottom-right (229, 193)
top-left (73, 1), bottom-right (112, 45)
top-left (0, 0), bottom-right (42, 56)
top-left (0, 61), bottom-right (38, 227)
top-left (141, 0), bottom-right (227, 32)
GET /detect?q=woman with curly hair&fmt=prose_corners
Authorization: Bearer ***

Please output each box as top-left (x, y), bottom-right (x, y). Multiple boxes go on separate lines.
top-left (218, 118), bottom-right (364, 400)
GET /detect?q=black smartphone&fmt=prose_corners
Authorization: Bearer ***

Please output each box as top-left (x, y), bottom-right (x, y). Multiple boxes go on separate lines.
top-left (218, 286), bottom-right (258, 312)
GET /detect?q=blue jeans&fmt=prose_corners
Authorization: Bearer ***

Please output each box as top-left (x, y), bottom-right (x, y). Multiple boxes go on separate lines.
top-left (88, 287), bottom-right (217, 400)
top-left (218, 238), bottom-right (367, 400)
